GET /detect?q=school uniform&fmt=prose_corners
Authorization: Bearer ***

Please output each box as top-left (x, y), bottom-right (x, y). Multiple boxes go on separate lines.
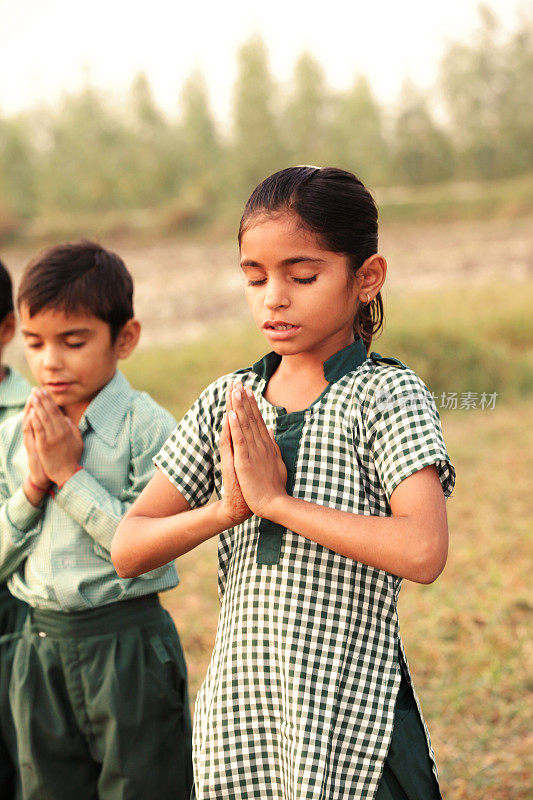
top-left (155, 338), bottom-right (456, 800)
top-left (0, 366), bottom-right (31, 800)
top-left (0, 370), bottom-right (193, 799)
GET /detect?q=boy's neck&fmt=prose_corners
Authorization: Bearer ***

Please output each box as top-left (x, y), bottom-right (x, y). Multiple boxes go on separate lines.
top-left (60, 369), bottom-right (118, 426)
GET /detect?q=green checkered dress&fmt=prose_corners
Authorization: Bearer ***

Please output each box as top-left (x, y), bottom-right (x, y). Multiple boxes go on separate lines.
top-left (154, 339), bottom-right (455, 800)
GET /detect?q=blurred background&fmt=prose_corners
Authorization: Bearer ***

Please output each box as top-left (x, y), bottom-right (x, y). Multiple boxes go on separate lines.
top-left (1, 1), bottom-right (531, 797)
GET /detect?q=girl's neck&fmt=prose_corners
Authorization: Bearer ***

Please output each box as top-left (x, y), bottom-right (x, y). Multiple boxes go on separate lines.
top-left (264, 364), bottom-right (327, 413)
top-left (278, 330), bottom-right (357, 382)
top-left (263, 345), bottom-right (348, 414)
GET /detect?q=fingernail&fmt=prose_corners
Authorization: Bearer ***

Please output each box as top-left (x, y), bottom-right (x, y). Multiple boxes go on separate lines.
top-left (229, 411), bottom-right (237, 420)
top-left (234, 389), bottom-right (241, 400)
top-left (245, 387), bottom-right (253, 398)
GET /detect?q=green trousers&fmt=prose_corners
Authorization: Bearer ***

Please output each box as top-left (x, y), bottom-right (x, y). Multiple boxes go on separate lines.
top-left (0, 583), bottom-right (28, 800)
top-left (9, 594), bottom-right (193, 800)
top-left (374, 661), bottom-right (442, 800)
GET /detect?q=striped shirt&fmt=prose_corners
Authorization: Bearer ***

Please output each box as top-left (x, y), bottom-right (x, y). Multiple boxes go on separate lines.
top-left (155, 338), bottom-right (456, 800)
top-left (0, 370), bottom-right (179, 608)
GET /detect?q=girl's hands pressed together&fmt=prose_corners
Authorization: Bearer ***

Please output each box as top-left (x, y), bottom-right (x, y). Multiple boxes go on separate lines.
top-left (27, 388), bottom-right (84, 487)
top-left (228, 382), bottom-right (287, 519)
top-left (219, 381), bottom-right (253, 526)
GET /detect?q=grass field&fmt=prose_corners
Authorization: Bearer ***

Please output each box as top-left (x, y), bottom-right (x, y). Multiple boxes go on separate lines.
top-left (118, 281), bottom-right (532, 800)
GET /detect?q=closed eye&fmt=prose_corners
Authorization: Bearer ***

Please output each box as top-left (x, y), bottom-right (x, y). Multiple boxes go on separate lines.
top-left (247, 275), bottom-right (317, 286)
top-left (293, 275), bottom-right (317, 284)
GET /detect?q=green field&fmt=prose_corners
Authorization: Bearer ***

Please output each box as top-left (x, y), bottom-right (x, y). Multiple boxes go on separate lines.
top-left (9, 174), bottom-right (533, 246)
top-left (120, 281), bottom-right (532, 799)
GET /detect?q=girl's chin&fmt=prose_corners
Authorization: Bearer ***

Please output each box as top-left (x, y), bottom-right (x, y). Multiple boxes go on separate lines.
top-left (269, 343), bottom-right (306, 358)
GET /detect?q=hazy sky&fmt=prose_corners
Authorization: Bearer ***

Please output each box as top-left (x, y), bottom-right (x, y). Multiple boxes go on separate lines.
top-left (0, 0), bottom-right (527, 120)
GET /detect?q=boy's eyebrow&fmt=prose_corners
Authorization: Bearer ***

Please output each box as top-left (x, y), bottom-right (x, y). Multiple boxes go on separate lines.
top-left (240, 257), bottom-right (327, 268)
top-left (21, 327), bottom-right (95, 337)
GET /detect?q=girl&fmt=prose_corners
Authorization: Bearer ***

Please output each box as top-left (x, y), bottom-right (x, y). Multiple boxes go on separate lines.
top-left (112, 166), bottom-right (455, 800)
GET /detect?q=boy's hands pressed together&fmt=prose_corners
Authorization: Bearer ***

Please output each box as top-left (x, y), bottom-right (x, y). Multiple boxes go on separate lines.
top-left (28, 388), bottom-right (83, 487)
top-left (22, 399), bottom-right (52, 504)
top-left (228, 383), bottom-right (287, 520)
top-left (219, 382), bottom-right (253, 526)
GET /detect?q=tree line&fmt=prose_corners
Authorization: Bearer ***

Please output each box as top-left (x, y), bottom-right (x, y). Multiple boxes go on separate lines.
top-left (0, 6), bottom-right (531, 235)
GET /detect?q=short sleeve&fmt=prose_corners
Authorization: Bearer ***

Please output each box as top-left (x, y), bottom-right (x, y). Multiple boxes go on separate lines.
top-left (365, 369), bottom-right (456, 502)
top-left (153, 387), bottom-right (216, 508)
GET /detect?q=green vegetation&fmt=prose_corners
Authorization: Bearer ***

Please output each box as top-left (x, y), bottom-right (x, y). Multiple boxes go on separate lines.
top-left (376, 173), bottom-right (533, 223)
top-left (1, 7), bottom-right (531, 242)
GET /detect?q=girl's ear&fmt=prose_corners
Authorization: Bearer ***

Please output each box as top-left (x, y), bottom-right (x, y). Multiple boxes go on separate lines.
top-left (115, 318), bottom-right (141, 359)
top-left (0, 311), bottom-right (16, 347)
top-left (357, 254), bottom-right (387, 301)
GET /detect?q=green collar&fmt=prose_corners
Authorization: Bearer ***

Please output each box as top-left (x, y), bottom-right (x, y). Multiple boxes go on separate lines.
top-left (252, 337), bottom-right (369, 384)
top-left (81, 370), bottom-right (133, 445)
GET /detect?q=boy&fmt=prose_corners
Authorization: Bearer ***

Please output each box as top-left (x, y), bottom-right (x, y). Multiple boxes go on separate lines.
top-left (0, 241), bottom-right (193, 799)
top-left (0, 258), bottom-right (31, 800)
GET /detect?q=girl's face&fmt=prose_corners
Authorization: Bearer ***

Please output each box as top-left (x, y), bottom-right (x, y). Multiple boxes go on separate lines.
top-left (240, 212), bottom-right (361, 362)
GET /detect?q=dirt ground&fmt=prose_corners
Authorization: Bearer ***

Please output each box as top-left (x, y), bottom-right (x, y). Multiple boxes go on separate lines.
top-left (3, 215), bottom-right (532, 362)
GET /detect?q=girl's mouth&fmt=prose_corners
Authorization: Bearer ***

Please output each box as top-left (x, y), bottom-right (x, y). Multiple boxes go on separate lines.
top-left (263, 322), bottom-right (300, 339)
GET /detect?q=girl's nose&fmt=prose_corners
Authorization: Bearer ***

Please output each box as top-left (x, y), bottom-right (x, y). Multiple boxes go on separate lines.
top-left (264, 279), bottom-right (289, 310)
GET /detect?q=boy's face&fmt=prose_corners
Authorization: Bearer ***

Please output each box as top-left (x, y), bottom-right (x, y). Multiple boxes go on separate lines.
top-left (20, 304), bottom-right (133, 421)
top-left (0, 312), bottom-right (16, 373)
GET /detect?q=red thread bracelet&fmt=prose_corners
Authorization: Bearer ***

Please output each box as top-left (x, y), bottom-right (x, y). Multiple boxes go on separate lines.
top-left (56, 465), bottom-right (84, 490)
top-left (27, 478), bottom-right (50, 495)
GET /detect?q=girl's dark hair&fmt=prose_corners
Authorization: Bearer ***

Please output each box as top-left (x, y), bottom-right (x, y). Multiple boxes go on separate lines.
top-left (0, 258), bottom-right (14, 323)
top-left (238, 166), bottom-right (384, 350)
top-left (17, 240), bottom-right (134, 343)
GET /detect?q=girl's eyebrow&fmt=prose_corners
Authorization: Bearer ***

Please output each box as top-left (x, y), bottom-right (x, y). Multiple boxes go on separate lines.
top-left (241, 256), bottom-right (327, 268)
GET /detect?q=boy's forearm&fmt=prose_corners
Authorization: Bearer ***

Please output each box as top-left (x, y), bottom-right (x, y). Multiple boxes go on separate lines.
top-left (23, 477), bottom-right (49, 508)
top-left (0, 486), bottom-right (44, 581)
top-left (52, 468), bottom-right (127, 555)
top-left (265, 495), bottom-right (445, 584)
top-left (112, 499), bottom-right (233, 578)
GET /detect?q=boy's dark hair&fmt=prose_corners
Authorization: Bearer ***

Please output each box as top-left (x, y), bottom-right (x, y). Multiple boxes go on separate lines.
top-left (238, 166), bottom-right (384, 350)
top-left (0, 257), bottom-right (14, 323)
top-left (18, 240), bottom-right (134, 343)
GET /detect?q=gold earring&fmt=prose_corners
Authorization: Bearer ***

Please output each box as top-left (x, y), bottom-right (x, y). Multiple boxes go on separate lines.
top-left (361, 293), bottom-right (371, 305)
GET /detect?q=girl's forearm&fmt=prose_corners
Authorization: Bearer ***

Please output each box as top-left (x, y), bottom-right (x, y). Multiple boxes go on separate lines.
top-left (265, 495), bottom-right (447, 584)
top-left (112, 500), bottom-right (232, 578)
